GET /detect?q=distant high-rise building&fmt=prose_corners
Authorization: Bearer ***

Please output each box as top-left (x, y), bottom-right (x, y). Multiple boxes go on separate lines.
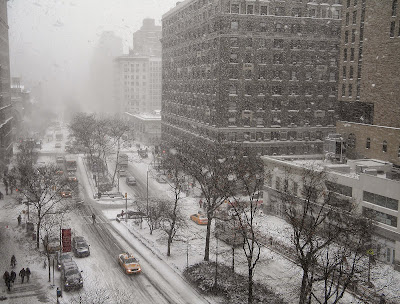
top-left (0, 0), bottom-right (14, 172)
top-left (89, 31), bottom-right (123, 114)
top-left (336, 0), bottom-right (400, 166)
top-left (114, 53), bottom-right (161, 114)
top-left (132, 18), bottom-right (162, 57)
top-left (161, 0), bottom-right (342, 155)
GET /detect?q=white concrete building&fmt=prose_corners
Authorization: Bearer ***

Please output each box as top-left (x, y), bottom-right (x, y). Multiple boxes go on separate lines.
top-left (114, 54), bottom-right (161, 114)
top-left (262, 155), bottom-right (400, 267)
top-left (125, 111), bottom-right (161, 146)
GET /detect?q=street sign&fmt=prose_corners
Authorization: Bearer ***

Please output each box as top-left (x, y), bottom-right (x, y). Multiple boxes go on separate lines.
top-left (62, 228), bottom-right (72, 252)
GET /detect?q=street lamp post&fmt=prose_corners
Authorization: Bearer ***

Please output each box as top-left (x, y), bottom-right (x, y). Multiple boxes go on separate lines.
top-left (146, 170), bottom-right (149, 215)
top-left (125, 193), bottom-right (128, 223)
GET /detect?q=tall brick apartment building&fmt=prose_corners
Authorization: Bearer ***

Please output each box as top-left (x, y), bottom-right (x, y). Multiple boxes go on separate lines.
top-left (161, 0), bottom-right (342, 155)
top-left (0, 0), bottom-right (14, 173)
top-left (337, 0), bottom-right (400, 166)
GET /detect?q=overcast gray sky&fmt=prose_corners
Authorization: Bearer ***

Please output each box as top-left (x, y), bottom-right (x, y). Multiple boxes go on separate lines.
top-left (7, 0), bottom-right (177, 108)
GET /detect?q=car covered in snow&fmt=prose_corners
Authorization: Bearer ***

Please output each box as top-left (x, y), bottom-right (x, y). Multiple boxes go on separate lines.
top-left (190, 212), bottom-right (208, 225)
top-left (55, 252), bottom-right (73, 270)
top-left (126, 176), bottom-right (136, 186)
top-left (118, 253), bottom-right (141, 274)
top-left (44, 236), bottom-right (61, 254)
top-left (72, 236), bottom-right (90, 258)
top-left (62, 263), bottom-right (83, 291)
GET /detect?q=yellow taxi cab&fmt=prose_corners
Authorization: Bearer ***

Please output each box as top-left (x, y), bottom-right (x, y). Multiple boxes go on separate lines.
top-left (118, 253), bottom-right (141, 274)
top-left (190, 212), bottom-right (208, 225)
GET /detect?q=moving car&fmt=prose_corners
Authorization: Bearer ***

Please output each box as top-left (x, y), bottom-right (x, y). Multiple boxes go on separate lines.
top-left (156, 174), bottom-right (167, 184)
top-left (62, 264), bottom-right (83, 291)
top-left (72, 236), bottom-right (90, 258)
top-left (126, 176), bottom-right (136, 186)
top-left (118, 253), bottom-right (141, 274)
top-left (55, 252), bottom-right (73, 270)
top-left (190, 212), bottom-right (208, 225)
top-left (60, 188), bottom-right (72, 198)
top-left (118, 169), bottom-right (127, 177)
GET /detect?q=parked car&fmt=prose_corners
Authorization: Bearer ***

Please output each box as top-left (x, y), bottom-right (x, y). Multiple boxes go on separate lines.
top-left (62, 264), bottom-right (83, 291)
top-left (118, 253), bottom-right (141, 274)
top-left (118, 169), bottom-right (127, 177)
top-left (116, 210), bottom-right (146, 222)
top-left (60, 188), bottom-right (72, 198)
top-left (55, 143), bottom-right (62, 148)
top-left (56, 156), bottom-right (65, 164)
top-left (60, 260), bottom-right (78, 272)
top-left (55, 252), bottom-right (73, 270)
top-left (72, 236), bottom-right (90, 258)
top-left (156, 174), bottom-right (167, 184)
top-left (44, 236), bottom-right (61, 254)
top-left (126, 176), bottom-right (136, 186)
top-left (190, 213), bottom-right (208, 225)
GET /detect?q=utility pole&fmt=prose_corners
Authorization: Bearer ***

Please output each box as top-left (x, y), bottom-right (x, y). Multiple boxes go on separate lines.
top-left (125, 193), bottom-right (128, 223)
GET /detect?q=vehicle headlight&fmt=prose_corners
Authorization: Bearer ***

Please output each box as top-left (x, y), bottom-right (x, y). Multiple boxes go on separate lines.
top-left (65, 282), bottom-right (69, 286)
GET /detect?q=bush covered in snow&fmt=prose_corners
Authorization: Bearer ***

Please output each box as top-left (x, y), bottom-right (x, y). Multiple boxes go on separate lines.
top-left (184, 262), bottom-right (287, 304)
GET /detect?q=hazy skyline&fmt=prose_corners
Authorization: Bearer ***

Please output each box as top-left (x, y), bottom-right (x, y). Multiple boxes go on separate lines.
top-left (7, 0), bottom-right (178, 111)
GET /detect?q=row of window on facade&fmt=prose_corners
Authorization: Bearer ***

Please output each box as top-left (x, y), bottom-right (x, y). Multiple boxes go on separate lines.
top-left (229, 20), bottom-right (339, 34)
top-left (228, 3), bottom-right (340, 19)
top-left (229, 83), bottom-right (336, 96)
top-left (348, 133), bottom-right (400, 156)
top-left (343, 47), bottom-right (363, 62)
top-left (342, 64), bottom-right (361, 80)
top-left (341, 83), bottom-right (360, 98)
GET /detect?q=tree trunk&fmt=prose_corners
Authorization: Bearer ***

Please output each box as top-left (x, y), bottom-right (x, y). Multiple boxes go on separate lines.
top-left (248, 267), bottom-right (253, 304)
top-left (204, 214), bottom-right (212, 261)
top-left (36, 220), bottom-right (41, 249)
top-left (299, 271), bottom-right (310, 304)
top-left (48, 256), bottom-right (51, 282)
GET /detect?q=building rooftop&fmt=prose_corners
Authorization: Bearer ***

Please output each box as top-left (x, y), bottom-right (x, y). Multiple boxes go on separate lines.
top-left (262, 155), bottom-right (399, 181)
top-left (125, 111), bottom-right (161, 121)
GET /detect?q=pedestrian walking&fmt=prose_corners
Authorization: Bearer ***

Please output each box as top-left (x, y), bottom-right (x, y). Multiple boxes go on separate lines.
top-left (3, 177), bottom-right (8, 195)
top-left (199, 199), bottom-right (203, 209)
top-left (11, 255), bottom-right (16, 268)
top-left (10, 270), bottom-right (16, 284)
top-left (25, 267), bottom-right (31, 282)
top-left (19, 268), bottom-right (25, 284)
top-left (92, 213), bottom-right (96, 224)
top-left (17, 214), bottom-right (21, 226)
top-left (0, 191), bottom-right (3, 200)
top-left (3, 271), bottom-right (10, 291)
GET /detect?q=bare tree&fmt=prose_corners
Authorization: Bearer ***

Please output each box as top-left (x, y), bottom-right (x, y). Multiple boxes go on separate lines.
top-left (275, 164), bottom-right (372, 304)
top-left (135, 199), bottom-right (165, 235)
top-left (160, 148), bottom-right (187, 256)
top-left (228, 150), bottom-right (264, 304)
top-left (68, 113), bottom-right (97, 163)
top-left (12, 163), bottom-right (73, 248)
top-left (174, 140), bottom-right (234, 261)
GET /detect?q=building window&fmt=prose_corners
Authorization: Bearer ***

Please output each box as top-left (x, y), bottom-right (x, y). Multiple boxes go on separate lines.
top-left (260, 5), bottom-right (268, 15)
top-left (292, 8), bottom-right (302, 17)
top-left (349, 66), bottom-right (354, 79)
top-left (350, 48), bottom-right (355, 61)
top-left (390, 21), bottom-right (395, 37)
top-left (366, 137), bottom-right (371, 149)
top-left (230, 37), bottom-right (238, 47)
top-left (342, 84), bottom-right (346, 96)
top-left (354, 0), bottom-right (358, 6)
top-left (352, 29), bottom-right (356, 43)
top-left (347, 0), bottom-right (350, 7)
top-left (260, 22), bottom-right (267, 32)
top-left (230, 53), bottom-right (238, 63)
top-left (275, 23), bottom-right (284, 32)
top-left (333, 9), bottom-right (340, 19)
top-left (392, 0), bottom-right (398, 16)
top-left (383, 140), bottom-right (388, 152)
top-left (348, 84), bottom-right (353, 97)
top-left (363, 207), bottom-right (397, 227)
top-left (329, 72), bottom-right (336, 82)
top-left (272, 86), bottom-right (282, 95)
top-left (343, 66), bottom-right (347, 79)
top-left (275, 7), bottom-right (285, 16)
top-left (398, 145), bottom-right (400, 157)
top-left (344, 49), bottom-right (348, 61)
top-left (352, 11), bottom-right (357, 24)
top-left (363, 192), bottom-right (399, 211)
top-left (247, 4), bottom-right (254, 14)
top-left (231, 21), bottom-right (239, 30)
top-left (273, 54), bottom-right (283, 64)
top-left (291, 24), bottom-right (301, 34)
top-left (344, 30), bottom-right (349, 43)
top-left (273, 39), bottom-right (284, 49)
top-left (326, 181), bottom-right (353, 197)
top-left (231, 3), bottom-right (239, 14)
top-left (309, 8), bottom-right (316, 18)
top-left (346, 12), bottom-right (349, 25)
